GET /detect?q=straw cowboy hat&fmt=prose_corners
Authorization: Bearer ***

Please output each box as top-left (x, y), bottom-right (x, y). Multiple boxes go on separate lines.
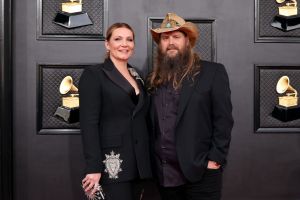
top-left (150, 13), bottom-right (199, 47)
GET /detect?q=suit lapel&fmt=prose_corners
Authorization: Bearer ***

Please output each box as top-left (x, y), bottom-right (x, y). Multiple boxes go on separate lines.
top-left (127, 66), bottom-right (146, 117)
top-left (101, 59), bottom-right (146, 116)
top-left (175, 78), bottom-right (196, 126)
top-left (102, 59), bottom-right (135, 97)
top-left (132, 79), bottom-right (145, 116)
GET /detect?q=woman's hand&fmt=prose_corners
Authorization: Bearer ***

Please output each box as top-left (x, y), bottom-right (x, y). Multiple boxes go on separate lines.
top-left (207, 160), bottom-right (221, 169)
top-left (82, 173), bottom-right (101, 193)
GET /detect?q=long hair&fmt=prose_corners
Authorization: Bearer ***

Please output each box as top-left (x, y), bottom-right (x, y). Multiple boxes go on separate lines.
top-left (105, 23), bottom-right (135, 59)
top-left (147, 43), bottom-right (201, 93)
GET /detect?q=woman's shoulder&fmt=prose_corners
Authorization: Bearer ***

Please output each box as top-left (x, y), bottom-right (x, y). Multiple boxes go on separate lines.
top-left (84, 63), bottom-right (105, 73)
top-left (80, 63), bottom-right (106, 83)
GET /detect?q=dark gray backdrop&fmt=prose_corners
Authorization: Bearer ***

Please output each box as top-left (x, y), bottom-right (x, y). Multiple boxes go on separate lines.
top-left (8, 0), bottom-right (300, 199)
top-left (1, 0), bottom-right (13, 199)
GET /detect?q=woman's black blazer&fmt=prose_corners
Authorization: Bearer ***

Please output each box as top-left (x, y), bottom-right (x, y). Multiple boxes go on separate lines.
top-left (79, 59), bottom-right (152, 184)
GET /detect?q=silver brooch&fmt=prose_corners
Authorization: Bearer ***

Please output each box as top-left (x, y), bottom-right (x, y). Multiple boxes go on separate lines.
top-left (128, 68), bottom-right (144, 85)
top-left (103, 151), bottom-right (123, 179)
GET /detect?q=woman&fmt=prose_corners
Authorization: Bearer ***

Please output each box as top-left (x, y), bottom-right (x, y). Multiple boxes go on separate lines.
top-left (80, 23), bottom-right (152, 200)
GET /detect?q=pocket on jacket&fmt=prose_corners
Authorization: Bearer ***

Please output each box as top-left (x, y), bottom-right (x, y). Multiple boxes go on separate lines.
top-left (100, 135), bottom-right (122, 148)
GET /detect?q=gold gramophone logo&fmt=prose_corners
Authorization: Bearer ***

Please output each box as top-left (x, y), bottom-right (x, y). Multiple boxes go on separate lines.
top-left (276, 0), bottom-right (298, 17)
top-left (276, 76), bottom-right (298, 106)
top-left (272, 75), bottom-right (300, 122)
top-left (54, 76), bottom-right (80, 123)
top-left (60, 76), bottom-right (79, 108)
top-left (271, 0), bottom-right (300, 31)
top-left (62, 0), bottom-right (83, 13)
top-left (53, 0), bottom-right (93, 29)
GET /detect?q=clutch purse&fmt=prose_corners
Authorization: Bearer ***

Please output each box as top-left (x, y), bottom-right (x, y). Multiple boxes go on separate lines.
top-left (82, 184), bottom-right (105, 200)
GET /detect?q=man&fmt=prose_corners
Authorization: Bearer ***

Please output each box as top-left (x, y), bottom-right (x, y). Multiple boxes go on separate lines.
top-left (147, 13), bottom-right (234, 200)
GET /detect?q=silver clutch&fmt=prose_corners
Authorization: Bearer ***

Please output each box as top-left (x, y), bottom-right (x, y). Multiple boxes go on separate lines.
top-left (83, 184), bottom-right (105, 200)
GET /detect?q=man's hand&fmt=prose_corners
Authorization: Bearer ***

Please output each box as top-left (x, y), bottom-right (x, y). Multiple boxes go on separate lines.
top-left (207, 160), bottom-right (221, 169)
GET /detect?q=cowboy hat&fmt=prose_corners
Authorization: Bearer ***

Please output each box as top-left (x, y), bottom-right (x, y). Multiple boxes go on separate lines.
top-left (150, 13), bottom-right (199, 47)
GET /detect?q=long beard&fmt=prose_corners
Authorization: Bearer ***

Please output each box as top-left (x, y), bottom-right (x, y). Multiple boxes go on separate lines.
top-left (157, 44), bottom-right (191, 79)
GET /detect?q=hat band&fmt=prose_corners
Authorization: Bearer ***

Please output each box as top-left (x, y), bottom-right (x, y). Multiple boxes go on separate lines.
top-left (164, 20), bottom-right (180, 28)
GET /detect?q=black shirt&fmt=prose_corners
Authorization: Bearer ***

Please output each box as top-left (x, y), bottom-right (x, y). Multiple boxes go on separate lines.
top-left (153, 84), bottom-right (187, 187)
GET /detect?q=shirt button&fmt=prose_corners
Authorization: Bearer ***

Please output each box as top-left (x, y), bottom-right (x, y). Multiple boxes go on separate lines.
top-left (162, 160), bottom-right (167, 164)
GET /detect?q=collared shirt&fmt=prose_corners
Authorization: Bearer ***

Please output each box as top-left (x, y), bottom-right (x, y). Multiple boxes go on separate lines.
top-left (153, 84), bottom-right (187, 187)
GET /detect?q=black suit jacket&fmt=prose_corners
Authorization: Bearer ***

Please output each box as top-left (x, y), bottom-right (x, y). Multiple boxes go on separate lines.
top-left (150, 60), bottom-right (234, 182)
top-left (79, 59), bottom-right (152, 184)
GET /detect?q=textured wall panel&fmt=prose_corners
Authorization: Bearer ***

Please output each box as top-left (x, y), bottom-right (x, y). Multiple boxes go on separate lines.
top-left (37, 64), bottom-right (85, 134)
top-left (38, 0), bottom-right (107, 40)
top-left (256, 0), bottom-right (300, 42)
top-left (255, 65), bottom-right (300, 132)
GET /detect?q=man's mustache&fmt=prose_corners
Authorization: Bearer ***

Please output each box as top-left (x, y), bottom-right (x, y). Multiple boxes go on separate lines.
top-left (166, 44), bottom-right (179, 51)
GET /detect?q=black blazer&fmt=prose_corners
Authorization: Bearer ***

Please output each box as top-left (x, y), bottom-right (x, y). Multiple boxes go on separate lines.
top-left (79, 59), bottom-right (152, 184)
top-left (150, 60), bottom-right (234, 182)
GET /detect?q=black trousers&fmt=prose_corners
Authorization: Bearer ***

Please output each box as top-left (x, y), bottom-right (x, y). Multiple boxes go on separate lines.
top-left (159, 169), bottom-right (223, 200)
top-left (102, 179), bottom-right (145, 200)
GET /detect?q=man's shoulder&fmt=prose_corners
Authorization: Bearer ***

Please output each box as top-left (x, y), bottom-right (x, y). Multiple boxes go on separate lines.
top-left (194, 60), bottom-right (227, 81)
top-left (199, 60), bottom-right (227, 76)
top-left (200, 60), bottom-right (224, 69)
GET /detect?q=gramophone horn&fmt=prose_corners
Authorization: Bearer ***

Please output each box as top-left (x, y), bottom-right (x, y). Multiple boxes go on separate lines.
top-left (276, 0), bottom-right (285, 3)
top-left (59, 76), bottom-right (78, 94)
top-left (276, 76), bottom-right (289, 94)
top-left (276, 75), bottom-right (297, 96)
